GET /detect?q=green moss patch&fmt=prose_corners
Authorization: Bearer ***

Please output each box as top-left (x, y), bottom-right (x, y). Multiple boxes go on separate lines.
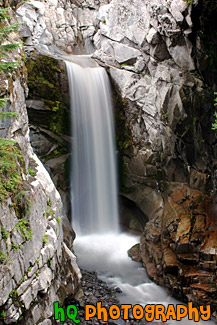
top-left (26, 52), bottom-right (70, 136)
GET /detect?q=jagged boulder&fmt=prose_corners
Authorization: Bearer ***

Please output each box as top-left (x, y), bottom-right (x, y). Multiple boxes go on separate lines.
top-left (140, 186), bottom-right (217, 319)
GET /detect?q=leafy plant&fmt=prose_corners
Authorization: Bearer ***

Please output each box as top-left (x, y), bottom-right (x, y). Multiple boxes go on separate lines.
top-left (47, 256), bottom-right (52, 268)
top-left (0, 9), bottom-right (25, 202)
top-left (42, 234), bottom-right (48, 244)
top-left (1, 226), bottom-right (8, 241)
top-left (28, 168), bottom-right (36, 177)
top-left (0, 111), bottom-right (19, 119)
top-left (15, 218), bottom-right (32, 241)
top-left (0, 98), bottom-right (9, 109)
top-left (185, 0), bottom-right (194, 6)
top-left (0, 310), bottom-right (6, 320)
top-left (11, 241), bottom-right (19, 251)
top-left (212, 92), bottom-right (217, 130)
top-left (0, 250), bottom-right (7, 264)
top-left (28, 266), bottom-right (32, 272)
top-left (9, 288), bottom-right (18, 298)
top-left (0, 138), bottom-right (24, 200)
top-left (0, 8), bottom-right (22, 73)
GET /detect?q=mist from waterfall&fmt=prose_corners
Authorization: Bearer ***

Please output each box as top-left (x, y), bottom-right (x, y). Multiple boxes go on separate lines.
top-left (65, 60), bottom-right (119, 235)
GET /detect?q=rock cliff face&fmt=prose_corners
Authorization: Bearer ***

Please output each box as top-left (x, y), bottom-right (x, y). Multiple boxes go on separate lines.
top-left (13, 0), bottom-right (217, 320)
top-left (140, 187), bottom-right (217, 316)
top-left (0, 6), bottom-right (81, 324)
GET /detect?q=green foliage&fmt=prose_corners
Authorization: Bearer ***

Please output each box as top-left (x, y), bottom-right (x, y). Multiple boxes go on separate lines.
top-left (212, 112), bottom-right (217, 130)
top-left (212, 92), bottom-right (217, 131)
top-left (0, 23), bottom-right (20, 39)
top-left (1, 226), bottom-right (8, 241)
top-left (0, 11), bottom-right (25, 200)
top-left (47, 198), bottom-right (52, 207)
top-left (28, 266), bottom-right (32, 272)
top-left (0, 137), bottom-right (25, 201)
top-left (0, 61), bottom-right (20, 71)
top-left (120, 63), bottom-right (127, 69)
top-left (0, 250), bottom-right (7, 264)
top-left (0, 310), bottom-right (6, 320)
top-left (27, 167), bottom-right (36, 177)
top-left (47, 256), bottom-right (52, 268)
top-left (185, 0), bottom-right (193, 6)
top-left (42, 234), bottom-right (48, 244)
top-left (0, 111), bottom-right (19, 119)
top-left (0, 8), bottom-right (22, 73)
top-left (13, 191), bottom-right (33, 218)
top-left (9, 288), bottom-right (18, 298)
top-left (0, 98), bottom-right (9, 108)
top-left (11, 241), bottom-right (19, 251)
top-left (15, 218), bottom-right (32, 241)
top-left (26, 53), bottom-right (70, 135)
top-left (0, 8), bottom-right (10, 20)
top-left (43, 207), bottom-right (55, 219)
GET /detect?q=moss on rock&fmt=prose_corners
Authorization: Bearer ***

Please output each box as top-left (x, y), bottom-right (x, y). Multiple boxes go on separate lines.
top-left (26, 51), bottom-right (70, 136)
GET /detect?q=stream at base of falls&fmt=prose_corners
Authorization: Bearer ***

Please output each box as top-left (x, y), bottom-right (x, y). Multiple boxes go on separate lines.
top-left (65, 58), bottom-right (215, 324)
top-left (74, 233), bottom-right (215, 325)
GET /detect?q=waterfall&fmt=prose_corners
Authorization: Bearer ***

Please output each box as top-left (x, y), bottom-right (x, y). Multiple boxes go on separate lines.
top-left (66, 59), bottom-right (215, 325)
top-left (65, 60), bottom-right (119, 235)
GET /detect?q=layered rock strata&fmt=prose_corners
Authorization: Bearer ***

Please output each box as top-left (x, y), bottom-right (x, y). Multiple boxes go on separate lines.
top-left (140, 187), bottom-right (217, 319)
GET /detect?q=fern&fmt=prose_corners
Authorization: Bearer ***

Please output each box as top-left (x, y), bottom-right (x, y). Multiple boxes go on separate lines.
top-left (0, 43), bottom-right (21, 56)
top-left (0, 98), bottom-right (9, 108)
top-left (0, 111), bottom-right (19, 119)
top-left (0, 8), bottom-right (10, 20)
top-left (0, 8), bottom-right (22, 73)
top-left (0, 7), bottom-right (25, 202)
top-left (0, 23), bottom-right (21, 38)
top-left (0, 61), bottom-right (20, 71)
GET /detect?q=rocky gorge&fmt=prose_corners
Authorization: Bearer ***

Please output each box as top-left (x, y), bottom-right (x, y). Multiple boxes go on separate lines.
top-left (0, 0), bottom-right (217, 323)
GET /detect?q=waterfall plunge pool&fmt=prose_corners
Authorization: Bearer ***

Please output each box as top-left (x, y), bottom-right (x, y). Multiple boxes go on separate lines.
top-left (65, 58), bottom-right (215, 324)
top-left (74, 233), bottom-right (215, 325)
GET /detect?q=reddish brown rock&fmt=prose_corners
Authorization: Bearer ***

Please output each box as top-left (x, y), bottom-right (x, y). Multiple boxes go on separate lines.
top-left (127, 243), bottom-right (141, 262)
top-left (140, 186), bottom-right (217, 320)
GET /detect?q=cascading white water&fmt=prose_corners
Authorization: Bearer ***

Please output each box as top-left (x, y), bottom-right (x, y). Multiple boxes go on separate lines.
top-left (65, 59), bottom-right (119, 235)
top-left (66, 58), bottom-right (215, 324)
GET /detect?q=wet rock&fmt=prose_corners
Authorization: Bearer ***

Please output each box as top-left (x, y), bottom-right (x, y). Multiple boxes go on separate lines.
top-left (141, 186), bottom-right (217, 319)
top-left (128, 243), bottom-right (141, 262)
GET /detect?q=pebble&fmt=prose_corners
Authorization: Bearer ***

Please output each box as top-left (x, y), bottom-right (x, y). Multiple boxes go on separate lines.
top-left (63, 269), bottom-right (164, 324)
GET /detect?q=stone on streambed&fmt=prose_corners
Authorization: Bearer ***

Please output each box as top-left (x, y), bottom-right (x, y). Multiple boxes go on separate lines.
top-left (128, 243), bottom-right (141, 262)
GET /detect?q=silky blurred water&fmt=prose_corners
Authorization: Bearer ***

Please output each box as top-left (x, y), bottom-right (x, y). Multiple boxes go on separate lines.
top-left (65, 61), bottom-right (119, 235)
top-left (66, 58), bottom-right (214, 324)
top-left (75, 233), bottom-right (215, 325)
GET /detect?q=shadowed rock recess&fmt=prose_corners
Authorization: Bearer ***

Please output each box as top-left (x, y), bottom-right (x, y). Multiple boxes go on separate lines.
top-left (0, 0), bottom-right (217, 323)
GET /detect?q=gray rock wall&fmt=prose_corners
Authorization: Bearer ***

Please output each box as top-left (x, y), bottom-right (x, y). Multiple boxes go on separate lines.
top-left (16, 0), bottom-right (216, 218)
top-left (0, 10), bottom-right (81, 324)
top-left (14, 0), bottom-right (217, 317)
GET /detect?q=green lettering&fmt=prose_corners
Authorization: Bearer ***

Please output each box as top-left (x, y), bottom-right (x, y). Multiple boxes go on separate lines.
top-left (67, 305), bottom-right (80, 323)
top-left (54, 302), bottom-right (65, 321)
